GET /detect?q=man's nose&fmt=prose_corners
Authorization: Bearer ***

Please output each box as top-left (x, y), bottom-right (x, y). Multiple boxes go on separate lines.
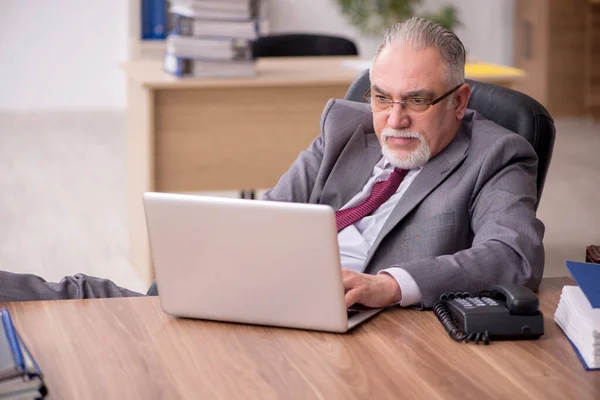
top-left (387, 105), bottom-right (410, 130)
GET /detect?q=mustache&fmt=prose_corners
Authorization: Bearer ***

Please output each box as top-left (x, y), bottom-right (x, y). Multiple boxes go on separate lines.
top-left (382, 128), bottom-right (422, 140)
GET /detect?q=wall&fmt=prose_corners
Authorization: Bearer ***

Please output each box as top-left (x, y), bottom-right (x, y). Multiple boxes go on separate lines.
top-left (267, 0), bottom-right (515, 66)
top-left (0, 0), bottom-right (127, 111)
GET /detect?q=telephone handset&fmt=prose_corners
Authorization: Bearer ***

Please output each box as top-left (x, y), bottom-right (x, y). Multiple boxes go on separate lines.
top-left (433, 284), bottom-right (544, 344)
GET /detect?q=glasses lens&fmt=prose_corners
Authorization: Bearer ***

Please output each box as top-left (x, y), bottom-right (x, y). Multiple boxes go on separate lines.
top-left (406, 98), bottom-right (430, 112)
top-left (372, 97), bottom-right (391, 111)
top-left (409, 103), bottom-right (429, 112)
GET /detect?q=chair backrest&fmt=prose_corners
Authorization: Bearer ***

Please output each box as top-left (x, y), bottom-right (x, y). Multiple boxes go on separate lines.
top-left (343, 69), bottom-right (556, 207)
top-left (252, 34), bottom-right (358, 58)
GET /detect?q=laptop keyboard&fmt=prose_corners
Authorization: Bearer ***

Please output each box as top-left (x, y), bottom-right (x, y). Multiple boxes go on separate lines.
top-left (347, 304), bottom-right (375, 318)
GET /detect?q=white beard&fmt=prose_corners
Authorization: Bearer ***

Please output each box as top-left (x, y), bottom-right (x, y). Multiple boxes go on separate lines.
top-left (380, 127), bottom-right (431, 170)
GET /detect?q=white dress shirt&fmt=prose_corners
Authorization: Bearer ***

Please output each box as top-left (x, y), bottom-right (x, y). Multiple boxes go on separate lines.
top-left (337, 157), bottom-right (422, 307)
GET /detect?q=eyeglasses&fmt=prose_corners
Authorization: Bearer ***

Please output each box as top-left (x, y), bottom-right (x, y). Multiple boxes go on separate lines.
top-left (363, 84), bottom-right (463, 112)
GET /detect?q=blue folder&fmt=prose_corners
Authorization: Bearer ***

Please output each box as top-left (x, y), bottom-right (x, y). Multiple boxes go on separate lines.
top-left (564, 260), bottom-right (600, 371)
top-left (565, 260), bottom-right (600, 308)
top-left (0, 308), bottom-right (47, 397)
top-left (141, 0), bottom-right (167, 40)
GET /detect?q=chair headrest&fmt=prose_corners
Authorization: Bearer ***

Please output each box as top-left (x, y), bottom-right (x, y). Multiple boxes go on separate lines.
top-left (465, 79), bottom-right (556, 203)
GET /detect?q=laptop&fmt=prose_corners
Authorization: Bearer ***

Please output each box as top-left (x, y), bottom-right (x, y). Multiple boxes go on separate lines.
top-left (142, 192), bottom-right (383, 333)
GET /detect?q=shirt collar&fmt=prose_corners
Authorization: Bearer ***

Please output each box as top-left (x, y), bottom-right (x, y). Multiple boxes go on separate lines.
top-left (381, 157), bottom-right (422, 172)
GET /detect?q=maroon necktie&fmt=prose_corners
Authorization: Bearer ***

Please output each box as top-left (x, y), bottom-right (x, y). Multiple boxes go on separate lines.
top-left (335, 168), bottom-right (408, 232)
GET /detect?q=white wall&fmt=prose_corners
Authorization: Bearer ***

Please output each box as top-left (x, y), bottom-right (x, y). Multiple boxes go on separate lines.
top-left (267, 0), bottom-right (515, 66)
top-left (0, 0), bottom-right (127, 111)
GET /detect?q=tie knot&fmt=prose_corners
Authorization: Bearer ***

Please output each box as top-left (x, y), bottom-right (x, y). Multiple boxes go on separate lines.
top-left (391, 168), bottom-right (408, 179)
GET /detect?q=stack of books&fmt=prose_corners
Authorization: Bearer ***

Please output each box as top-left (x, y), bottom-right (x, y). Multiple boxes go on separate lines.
top-left (164, 0), bottom-right (263, 78)
top-left (554, 261), bottom-right (600, 370)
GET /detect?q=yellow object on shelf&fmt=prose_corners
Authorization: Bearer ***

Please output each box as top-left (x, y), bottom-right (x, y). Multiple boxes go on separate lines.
top-left (338, 59), bottom-right (524, 81)
top-left (465, 63), bottom-right (525, 79)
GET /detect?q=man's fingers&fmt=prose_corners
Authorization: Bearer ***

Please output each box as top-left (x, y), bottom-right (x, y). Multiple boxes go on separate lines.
top-left (341, 269), bottom-right (353, 284)
top-left (345, 288), bottom-right (361, 308)
top-left (343, 275), bottom-right (353, 291)
top-left (342, 270), bottom-right (359, 290)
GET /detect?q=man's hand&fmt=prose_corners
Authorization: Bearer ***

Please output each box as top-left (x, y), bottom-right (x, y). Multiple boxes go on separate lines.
top-left (342, 269), bottom-right (402, 308)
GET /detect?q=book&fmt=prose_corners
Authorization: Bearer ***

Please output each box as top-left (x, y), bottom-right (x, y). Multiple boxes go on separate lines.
top-left (141, 0), bottom-right (168, 40)
top-left (172, 0), bottom-right (254, 13)
top-left (173, 16), bottom-right (259, 40)
top-left (554, 261), bottom-right (600, 370)
top-left (166, 34), bottom-right (253, 60)
top-left (164, 53), bottom-right (256, 78)
top-left (169, 0), bottom-right (261, 21)
top-left (0, 308), bottom-right (47, 399)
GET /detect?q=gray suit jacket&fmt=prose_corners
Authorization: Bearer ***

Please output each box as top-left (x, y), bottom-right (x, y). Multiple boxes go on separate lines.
top-left (264, 99), bottom-right (545, 307)
top-left (0, 272), bottom-right (144, 302)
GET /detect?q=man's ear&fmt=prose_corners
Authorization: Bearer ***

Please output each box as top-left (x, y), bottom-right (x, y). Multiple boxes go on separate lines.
top-left (454, 84), bottom-right (471, 120)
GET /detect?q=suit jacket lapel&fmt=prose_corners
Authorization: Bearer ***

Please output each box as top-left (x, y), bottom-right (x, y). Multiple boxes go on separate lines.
top-left (319, 125), bottom-right (382, 210)
top-left (364, 125), bottom-right (471, 268)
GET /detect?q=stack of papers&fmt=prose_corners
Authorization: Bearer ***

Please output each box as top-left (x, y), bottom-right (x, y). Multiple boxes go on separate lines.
top-left (166, 35), bottom-right (252, 60)
top-left (164, 53), bottom-right (256, 78)
top-left (555, 286), bottom-right (600, 369)
top-left (174, 17), bottom-right (258, 39)
top-left (170, 0), bottom-right (259, 20)
top-left (554, 261), bottom-right (600, 370)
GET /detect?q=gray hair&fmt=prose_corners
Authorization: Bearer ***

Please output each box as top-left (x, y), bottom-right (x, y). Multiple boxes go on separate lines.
top-left (371, 17), bottom-right (466, 90)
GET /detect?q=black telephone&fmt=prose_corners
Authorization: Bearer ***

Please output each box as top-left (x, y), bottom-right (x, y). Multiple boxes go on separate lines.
top-left (433, 284), bottom-right (544, 345)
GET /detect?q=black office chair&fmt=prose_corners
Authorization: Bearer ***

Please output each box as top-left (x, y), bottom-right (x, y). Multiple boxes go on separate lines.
top-left (252, 34), bottom-right (358, 58)
top-left (344, 69), bottom-right (556, 208)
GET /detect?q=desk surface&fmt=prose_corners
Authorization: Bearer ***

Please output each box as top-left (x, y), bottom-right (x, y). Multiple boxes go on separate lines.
top-left (122, 56), bottom-right (525, 89)
top-left (3, 277), bottom-right (598, 399)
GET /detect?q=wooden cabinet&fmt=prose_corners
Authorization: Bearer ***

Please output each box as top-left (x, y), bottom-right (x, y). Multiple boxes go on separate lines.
top-left (586, 2), bottom-right (600, 118)
top-left (514, 0), bottom-right (599, 119)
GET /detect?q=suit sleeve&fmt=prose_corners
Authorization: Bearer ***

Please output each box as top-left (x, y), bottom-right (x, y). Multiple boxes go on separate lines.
top-left (398, 134), bottom-right (545, 308)
top-left (0, 271), bottom-right (144, 302)
top-left (262, 99), bottom-right (336, 203)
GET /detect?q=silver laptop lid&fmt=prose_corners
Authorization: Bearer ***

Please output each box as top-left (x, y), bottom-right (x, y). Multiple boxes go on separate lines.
top-left (143, 192), bottom-right (350, 332)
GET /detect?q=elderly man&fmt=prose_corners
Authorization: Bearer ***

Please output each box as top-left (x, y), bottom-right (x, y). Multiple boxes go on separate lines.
top-left (262, 17), bottom-right (544, 309)
top-left (0, 18), bottom-right (544, 307)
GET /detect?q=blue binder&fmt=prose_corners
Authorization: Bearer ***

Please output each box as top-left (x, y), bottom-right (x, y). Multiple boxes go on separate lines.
top-left (564, 260), bottom-right (600, 371)
top-left (141, 0), bottom-right (167, 40)
top-left (566, 261), bottom-right (600, 308)
top-left (0, 308), bottom-right (47, 398)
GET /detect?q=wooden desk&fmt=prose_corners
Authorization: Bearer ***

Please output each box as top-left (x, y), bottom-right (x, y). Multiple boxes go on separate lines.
top-left (3, 277), bottom-right (598, 399)
top-left (122, 56), bottom-right (525, 284)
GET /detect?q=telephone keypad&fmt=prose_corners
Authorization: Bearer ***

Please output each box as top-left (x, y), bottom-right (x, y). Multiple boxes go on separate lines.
top-left (482, 297), bottom-right (499, 306)
top-left (455, 297), bottom-right (499, 309)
